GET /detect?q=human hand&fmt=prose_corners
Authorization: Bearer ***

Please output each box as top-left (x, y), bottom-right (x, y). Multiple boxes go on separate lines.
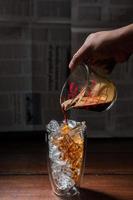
top-left (69, 26), bottom-right (132, 73)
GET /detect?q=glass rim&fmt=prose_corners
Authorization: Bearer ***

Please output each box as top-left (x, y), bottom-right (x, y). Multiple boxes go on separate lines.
top-left (60, 63), bottom-right (90, 105)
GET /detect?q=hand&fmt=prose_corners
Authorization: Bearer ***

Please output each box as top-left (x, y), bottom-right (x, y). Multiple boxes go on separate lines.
top-left (69, 25), bottom-right (133, 73)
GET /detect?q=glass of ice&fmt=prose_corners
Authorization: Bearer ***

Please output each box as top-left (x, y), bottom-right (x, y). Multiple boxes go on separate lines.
top-left (46, 120), bottom-right (87, 197)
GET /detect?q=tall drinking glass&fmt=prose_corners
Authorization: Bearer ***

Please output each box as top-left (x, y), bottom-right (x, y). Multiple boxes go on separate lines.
top-left (46, 120), bottom-right (87, 197)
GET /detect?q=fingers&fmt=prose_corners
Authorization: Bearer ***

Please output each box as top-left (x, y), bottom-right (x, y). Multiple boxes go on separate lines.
top-left (69, 44), bottom-right (89, 70)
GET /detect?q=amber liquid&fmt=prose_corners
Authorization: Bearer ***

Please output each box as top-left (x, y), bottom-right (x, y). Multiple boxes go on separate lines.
top-left (62, 105), bottom-right (69, 124)
top-left (62, 82), bottom-right (116, 122)
top-left (62, 97), bottom-right (112, 123)
top-left (52, 125), bottom-right (84, 184)
top-left (74, 100), bottom-right (112, 112)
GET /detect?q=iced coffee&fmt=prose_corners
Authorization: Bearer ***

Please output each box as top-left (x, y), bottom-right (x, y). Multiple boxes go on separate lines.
top-left (46, 120), bottom-right (86, 196)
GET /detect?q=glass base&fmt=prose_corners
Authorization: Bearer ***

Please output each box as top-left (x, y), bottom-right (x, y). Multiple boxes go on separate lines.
top-left (54, 186), bottom-right (80, 198)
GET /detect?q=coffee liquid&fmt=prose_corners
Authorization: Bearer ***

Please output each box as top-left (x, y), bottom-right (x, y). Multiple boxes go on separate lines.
top-left (61, 82), bottom-right (116, 122)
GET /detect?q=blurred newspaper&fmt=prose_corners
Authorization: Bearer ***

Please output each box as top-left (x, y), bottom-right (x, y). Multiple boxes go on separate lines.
top-left (0, 0), bottom-right (133, 137)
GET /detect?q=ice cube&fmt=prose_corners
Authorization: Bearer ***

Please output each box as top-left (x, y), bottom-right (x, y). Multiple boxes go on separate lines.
top-left (52, 162), bottom-right (62, 173)
top-left (52, 162), bottom-right (71, 176)
top-left (55, 160), bottom-right (67, 166)
top-left (49, 143), bottom-right (61, 161)
top-left (52, 170), bottom-right (75, 190)
top-left (46, 120), bottom-right (60, 136)
top-left (69, 121), bottom-right (86, 139)
top-left (67, 120), bottom-right (77, 129)
top-left (79, 121), bottom-right (86, 137)
top-left (56, 173), bottom-right (75, 190)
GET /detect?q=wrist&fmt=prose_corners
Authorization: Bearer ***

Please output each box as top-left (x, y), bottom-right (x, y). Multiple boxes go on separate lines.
top-left (113, 24), bottom-right (133, 53)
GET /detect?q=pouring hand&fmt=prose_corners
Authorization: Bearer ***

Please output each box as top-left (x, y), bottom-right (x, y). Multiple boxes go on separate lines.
top-left (69, 24), bottom-right (133, 73)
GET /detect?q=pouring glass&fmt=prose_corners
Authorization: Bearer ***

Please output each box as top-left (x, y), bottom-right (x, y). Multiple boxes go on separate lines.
top-left (60, 64), bottom-right (117, 112)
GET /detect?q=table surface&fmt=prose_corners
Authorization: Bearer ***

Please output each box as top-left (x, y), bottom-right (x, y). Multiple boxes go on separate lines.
top-left (0, 132), bottom-right (133, 200)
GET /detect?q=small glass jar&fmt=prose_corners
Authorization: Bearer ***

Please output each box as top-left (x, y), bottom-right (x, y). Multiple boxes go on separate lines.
top-left (60, 64), bottom-right (117, 112)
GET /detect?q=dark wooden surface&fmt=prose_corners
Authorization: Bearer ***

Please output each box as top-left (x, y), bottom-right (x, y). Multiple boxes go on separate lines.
top-left (0, 132), bottom-right (133, 200)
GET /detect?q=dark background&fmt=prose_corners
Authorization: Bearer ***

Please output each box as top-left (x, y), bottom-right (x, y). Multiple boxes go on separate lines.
top-left (0, 0), bottom-right (133, 137)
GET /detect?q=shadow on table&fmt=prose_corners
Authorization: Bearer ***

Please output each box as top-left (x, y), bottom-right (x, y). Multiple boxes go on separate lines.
top-left (59, 188), bottom-right (119, 200)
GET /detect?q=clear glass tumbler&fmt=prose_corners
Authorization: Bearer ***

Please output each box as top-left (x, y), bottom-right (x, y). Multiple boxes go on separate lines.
top-left (46, 120), bottom-right (87, 197)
